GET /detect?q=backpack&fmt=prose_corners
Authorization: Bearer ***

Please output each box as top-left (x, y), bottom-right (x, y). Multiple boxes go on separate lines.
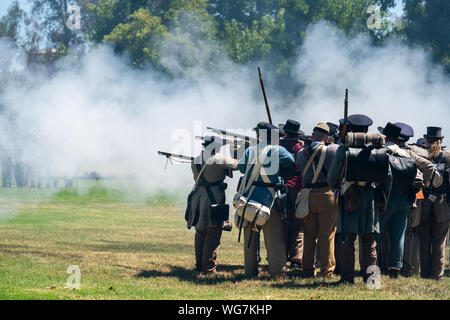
top-left (345, 145), bottom-right (389, 183)
top-left (388, 153), bottom-right (417, 195)
top-left (430, 151), bottom-right (450, 195)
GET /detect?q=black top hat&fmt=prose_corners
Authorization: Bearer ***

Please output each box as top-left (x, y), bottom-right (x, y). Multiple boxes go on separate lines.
top-left (283, 119), bottom-right (301, 135)
top-left (424, 127), bottom-right (444, 139)
top-left (383, 122), bottom-right (402, 140)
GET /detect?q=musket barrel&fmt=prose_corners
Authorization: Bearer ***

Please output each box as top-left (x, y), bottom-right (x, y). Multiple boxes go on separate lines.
top-left (258, 67), bottom-right (273, 125)
top-left (206, 127), bottom-right (258, 143)
top-left (341, 89), bottom-right (349, 143)
top-left (157, 151), bottom-right (194, 162)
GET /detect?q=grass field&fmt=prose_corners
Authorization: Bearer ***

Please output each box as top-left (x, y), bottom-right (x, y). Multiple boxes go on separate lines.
top-left (0, 181), bottom-right (448, 300)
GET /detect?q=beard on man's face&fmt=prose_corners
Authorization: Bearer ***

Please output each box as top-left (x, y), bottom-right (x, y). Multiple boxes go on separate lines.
top-left (428, 139), bottom-right (442, 158)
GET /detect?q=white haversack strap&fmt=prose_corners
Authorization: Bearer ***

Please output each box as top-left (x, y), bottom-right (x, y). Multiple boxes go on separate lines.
top-left (240, 145), bottom-right (272, 195)
top-left (303, 145), bottom-right (323, 178)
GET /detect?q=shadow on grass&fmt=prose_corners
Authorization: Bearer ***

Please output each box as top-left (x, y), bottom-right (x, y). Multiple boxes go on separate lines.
top-left (270, 277), bottom-right (343, 290)
top-left (136, 264), bottom-right (256, 285)
top-left (136, 264), bottom-right (352, 288)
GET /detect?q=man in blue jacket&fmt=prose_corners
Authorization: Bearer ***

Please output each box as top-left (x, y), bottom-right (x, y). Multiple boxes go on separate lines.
top-left (236, 122), bottom-right (295, 278)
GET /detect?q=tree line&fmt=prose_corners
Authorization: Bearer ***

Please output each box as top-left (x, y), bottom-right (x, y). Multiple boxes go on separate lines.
top-left (0, 0), bottom-right (448, 80)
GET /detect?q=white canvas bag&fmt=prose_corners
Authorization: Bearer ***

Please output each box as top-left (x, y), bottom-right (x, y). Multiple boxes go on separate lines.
top-left (295, 145), bottom-right (327, 219)
top-left (233, 146), bottom-right (274, 227)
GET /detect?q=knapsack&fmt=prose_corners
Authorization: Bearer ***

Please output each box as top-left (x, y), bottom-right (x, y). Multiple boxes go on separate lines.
top-left (345, 145), bottom-right (389, 183)
top-left (388, 153), bottom-right (417, 195)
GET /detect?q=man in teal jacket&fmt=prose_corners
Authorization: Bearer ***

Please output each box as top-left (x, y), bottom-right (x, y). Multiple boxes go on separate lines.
top-left (236, 122), bottom-right (295, 277)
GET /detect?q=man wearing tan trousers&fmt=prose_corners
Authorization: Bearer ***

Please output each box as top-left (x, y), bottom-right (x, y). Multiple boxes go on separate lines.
top-left (296, 123), bottom-right (339, 278)
top-left (236, 122), bottom-right (295, 278)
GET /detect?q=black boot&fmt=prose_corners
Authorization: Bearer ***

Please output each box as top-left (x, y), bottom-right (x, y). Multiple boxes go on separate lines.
top-left (339, 273), bottom-right (355, 284)
top-left (389, 269), bottom-right (399, 279)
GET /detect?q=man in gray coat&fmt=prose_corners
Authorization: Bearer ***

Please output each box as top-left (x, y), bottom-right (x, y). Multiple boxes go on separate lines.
top-left (418, 127), bottom-right (450, 280)
top-left (186, 137), bottom-right (238, 274)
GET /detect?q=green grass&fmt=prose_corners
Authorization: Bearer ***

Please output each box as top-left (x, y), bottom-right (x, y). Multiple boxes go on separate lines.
top-left (0, 181), bottom-right (448, 300)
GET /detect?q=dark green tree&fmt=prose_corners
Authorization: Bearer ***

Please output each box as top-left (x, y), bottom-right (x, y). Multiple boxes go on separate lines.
top-left (0, 1), bottom-right (25, 42)
top-left (104, 8), bottom-right (167, 69)
top-left (403, 0), bottom-right (450, 71)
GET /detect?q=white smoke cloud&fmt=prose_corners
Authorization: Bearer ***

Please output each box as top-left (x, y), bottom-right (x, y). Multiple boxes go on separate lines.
top-left (0, 21), bottom-right (448, 197)
top-left (0, 42), bottom-right (260, 194)
top-left (286, 22), bottom-right (450, 140)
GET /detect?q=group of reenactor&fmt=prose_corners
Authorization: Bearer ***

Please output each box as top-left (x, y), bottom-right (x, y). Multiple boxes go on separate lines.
top-left (178, 114), bottom-right (450, 284)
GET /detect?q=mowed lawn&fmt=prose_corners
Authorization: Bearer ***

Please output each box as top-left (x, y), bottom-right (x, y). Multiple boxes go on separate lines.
top-left (0, 181), bottom-right (448, 300)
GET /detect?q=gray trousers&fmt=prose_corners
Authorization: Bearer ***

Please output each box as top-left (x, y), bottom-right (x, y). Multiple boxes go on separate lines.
top-left (195, 226), bottom-right (222, 273)
top-left (418, 215), bottom-right (449, 280)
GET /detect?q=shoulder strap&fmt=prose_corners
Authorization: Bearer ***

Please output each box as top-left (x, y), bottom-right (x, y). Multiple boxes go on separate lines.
top-left (194, 163), bottom-right (217, 204)
top-left (191, 155), bottom-right (214, 192)
top-left (312, 146), bottom-right (327, 183)
top-left (239, 145), bottom-right (272, 195)
top-left (302, 145), bottom-right (322, 178)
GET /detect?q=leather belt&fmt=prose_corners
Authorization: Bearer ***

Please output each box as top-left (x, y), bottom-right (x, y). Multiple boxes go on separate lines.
top-left (252, 181), bottom-right (277, 188)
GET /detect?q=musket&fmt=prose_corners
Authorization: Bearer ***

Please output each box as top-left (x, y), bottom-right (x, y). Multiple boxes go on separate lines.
top-left (258, 67), bottom-right (273, 124)
top-left (195, 136), bottom-right (241, 146)
top-left (158, 151), bottom-right (194, 169)
top-left (341, 89), bottom-right (349, 143)
top-left (206, 127), bottom-right (258, 144)
top-left (337, 89), bottom-right (349, 243)
top-left (157, 151), bottom-right (194, 162)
